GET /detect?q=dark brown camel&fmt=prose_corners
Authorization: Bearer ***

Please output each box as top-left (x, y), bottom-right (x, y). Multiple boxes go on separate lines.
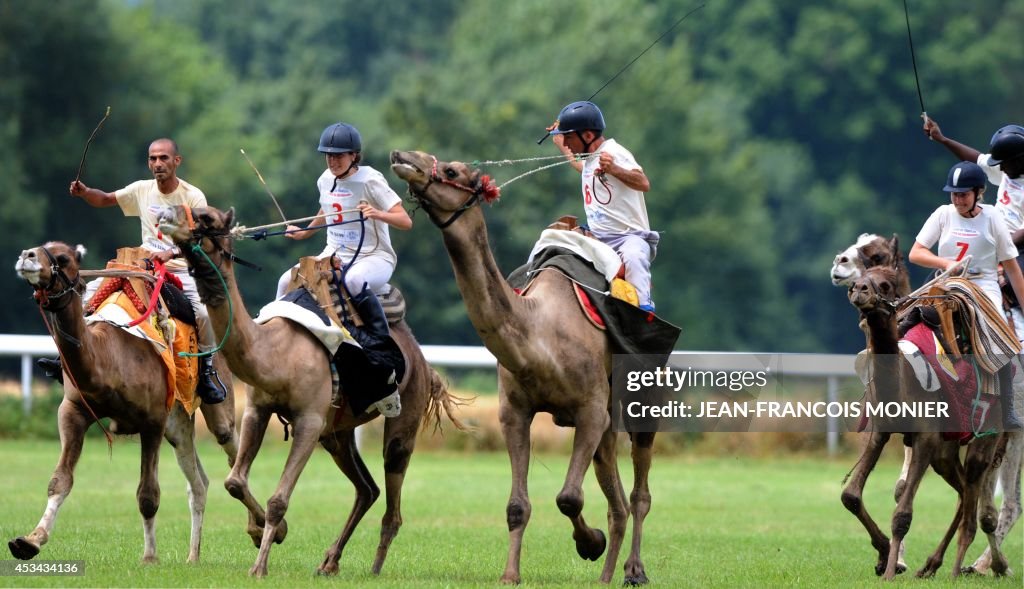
top-left (156, 205), bottom-right (463, 578)
top-left (11, 242), bottom-right (238, 563)
top-left (848, 265), bottom-right (1010, 579)
top-left (391, 150), bottom-right (655, 585)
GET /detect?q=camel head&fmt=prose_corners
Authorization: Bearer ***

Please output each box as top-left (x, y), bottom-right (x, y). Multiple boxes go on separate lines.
top-left (848, 265), bottom-right (901, 315)
top-left (390, 150), bottom-right (500, 228)
top-left (156, 205), bottom-right (236, 305)
top-left (15, 241), bottom-right (87, 308)
top-left (831, 233), bottom-right (902, 287)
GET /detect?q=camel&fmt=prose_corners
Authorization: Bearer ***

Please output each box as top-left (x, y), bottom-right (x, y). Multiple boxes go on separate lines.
top-left (833, 233), bottom-right (1023, 575)
top-left (390, 150), bottom-right (659, 585)
top-left (848, 264), bottom-right (1011, 579)
top-left (11, 242), bottom-right (239, 564)
top-left (156, 205), bottom-right (463, 578)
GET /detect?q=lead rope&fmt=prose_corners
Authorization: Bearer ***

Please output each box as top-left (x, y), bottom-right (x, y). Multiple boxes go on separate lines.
top-left (177, 244), bottom-right (232, 358)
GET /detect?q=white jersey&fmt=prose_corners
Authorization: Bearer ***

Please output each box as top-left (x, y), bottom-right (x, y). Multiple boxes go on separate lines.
top-left (916, 203), bottom-right (1018, 308)
top-left (316, 165), bottom-right (402, 266)
top-left (978, 153), bottom-right (1024, 233)
top-left (580, 139), bottom-right (650, 234)
top-left (115, 178), bottom-right (207, 271)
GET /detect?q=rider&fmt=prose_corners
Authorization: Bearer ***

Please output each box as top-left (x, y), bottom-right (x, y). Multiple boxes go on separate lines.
top-left (909, 161), bottom-right (1024, 430)
top-left (275, 122), bottom-right (412, 418)
top-left (548, 101), bottom-right (659, 312)
top-left (44, 138), bottom-right (227, 404)
top-left (275, 122), bottom-right (412, 299)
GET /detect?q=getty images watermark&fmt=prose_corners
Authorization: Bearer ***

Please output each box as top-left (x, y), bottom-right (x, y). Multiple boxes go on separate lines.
top-left (611, 353), bottom-right (1019, 433)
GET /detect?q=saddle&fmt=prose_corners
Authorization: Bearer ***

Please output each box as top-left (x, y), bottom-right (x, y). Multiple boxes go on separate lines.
top-left (544, 215), bottom-right (640, 308)
top-left (85, 247), bottom-right (200, 413)
top-left (282, 256), bottom-right (406, 414)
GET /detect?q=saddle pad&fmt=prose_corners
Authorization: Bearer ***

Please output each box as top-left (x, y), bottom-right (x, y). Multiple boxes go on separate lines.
top-left (254, 300), bottom-right (357, 355)
top-left (572, 283), bottom-right (606, 330)
top-left (528, 229), bottom-right (622, 283)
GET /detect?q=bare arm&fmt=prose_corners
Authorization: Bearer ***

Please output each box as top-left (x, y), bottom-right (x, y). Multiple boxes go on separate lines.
top-left (69, 180), bottom-right (117, 208)
top-left (923, 117), bottom-right (982, 163)
top-left (553, 134), bottom-right (583, 173)
top-left (909, 240), bottom-right (953, 272)
top-left (284, 209), bottom-right (326, 240)
top-left (1003, 260), bottom-right (1024, 311)
top-left (360, 202), bottom-right (412, 230)
top-left (599, 152), bottom-right (650, 192)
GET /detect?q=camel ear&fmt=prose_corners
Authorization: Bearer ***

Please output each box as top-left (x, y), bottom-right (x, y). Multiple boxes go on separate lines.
top-left (74, 244), bottom-right (87, 263)
top-left (224, 207), bottom-right (235, 228)
top-left (888, 234), bottom-right (902, 268)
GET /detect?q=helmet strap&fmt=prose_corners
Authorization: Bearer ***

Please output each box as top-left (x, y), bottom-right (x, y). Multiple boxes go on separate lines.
top-left (575, 131), bottom-right (596, 154)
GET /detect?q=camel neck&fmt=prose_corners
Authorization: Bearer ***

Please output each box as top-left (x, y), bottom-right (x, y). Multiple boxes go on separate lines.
top-left (44, 295), bottom-right (100, 391)
top-left (439, 207), bottom-right (531, 370)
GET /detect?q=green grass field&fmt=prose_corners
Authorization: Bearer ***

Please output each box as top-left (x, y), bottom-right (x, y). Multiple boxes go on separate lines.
top-left (0, 436), bottom-right (1020, 588)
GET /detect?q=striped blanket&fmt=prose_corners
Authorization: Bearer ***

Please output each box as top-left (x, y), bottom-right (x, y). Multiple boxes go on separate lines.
top-left (898, 276), bottom-right (1020, 374)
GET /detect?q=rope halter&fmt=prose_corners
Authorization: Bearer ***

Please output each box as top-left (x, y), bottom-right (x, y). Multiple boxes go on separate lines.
top-left (406, 156), bottom-right (500, 229)
top-left (34, 245), bottom-right (82, 311)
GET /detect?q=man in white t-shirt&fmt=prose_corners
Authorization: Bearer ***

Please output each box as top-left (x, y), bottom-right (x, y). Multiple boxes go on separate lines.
top-left (50, 138), bottom-right (228, 404)
top-left (549, 101), bottom-right (660, 312)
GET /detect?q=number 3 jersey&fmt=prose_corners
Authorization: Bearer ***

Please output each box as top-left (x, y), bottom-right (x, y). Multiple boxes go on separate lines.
top-left (916, 203), bottom-right (1018, 307)
top-left (316, 165), bottom-right (402, 266)
top-left (580, 139), bottom-right (650, 235)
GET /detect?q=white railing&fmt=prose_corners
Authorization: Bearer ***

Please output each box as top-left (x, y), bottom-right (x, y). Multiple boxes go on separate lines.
top-left (0, 335), bottom-right (857, 454)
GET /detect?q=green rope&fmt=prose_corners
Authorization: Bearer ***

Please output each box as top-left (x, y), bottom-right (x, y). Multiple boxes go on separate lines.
top-left (178, 244), bottom-right (232, 358)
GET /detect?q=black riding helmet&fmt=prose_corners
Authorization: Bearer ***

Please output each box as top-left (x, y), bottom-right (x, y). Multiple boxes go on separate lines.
top-left (318, 122), bottom-right (362, 154)
top-left (987, 124), bottom-right (1024, 166)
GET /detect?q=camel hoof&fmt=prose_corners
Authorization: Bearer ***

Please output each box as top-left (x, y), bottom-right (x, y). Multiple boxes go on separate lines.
top-left (315, 565), bottom-right (338, 577)
top-left (895, 562), bottom-right (906, 575)
top-left (574, 528), bottom-right (606, 562)
top-left (249, 565), bottom-right (267, 578)
top-left (8, 537), bottom-right (40, 560)
top-left (623, 572), bottom-right (649, 586)
top-left (499, 573), bottom-right (521, 585)
top-left (961, 566), bottom-right (980, 576)
top-left (142, 555), bottom-right (159, 565)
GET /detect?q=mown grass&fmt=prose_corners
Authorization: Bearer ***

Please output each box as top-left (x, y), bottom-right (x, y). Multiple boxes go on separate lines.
top-left (0, 436), bottom-right (1020, 588)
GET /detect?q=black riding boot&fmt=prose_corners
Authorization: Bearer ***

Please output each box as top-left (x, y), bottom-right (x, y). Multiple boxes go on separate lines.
top-left (37, 357), bottom-right (63, 384)
top-left (998, 364), bottom-right (1022, 431)
top-left (196, 354), bottom-right (226, 404)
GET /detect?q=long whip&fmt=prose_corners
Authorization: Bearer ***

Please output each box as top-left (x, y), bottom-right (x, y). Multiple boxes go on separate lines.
top-left (74, 106), bottom-right (111, 183)
top-left (538, 3), bottom-right (705, 144)
top-left (240, 148), bottom-right (288, 222)
top-left (902, 0), bottom-right (927, 122)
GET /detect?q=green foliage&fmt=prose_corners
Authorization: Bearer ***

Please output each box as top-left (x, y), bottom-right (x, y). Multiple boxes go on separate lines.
top-left (4, 0), bottom-right (1023, 355)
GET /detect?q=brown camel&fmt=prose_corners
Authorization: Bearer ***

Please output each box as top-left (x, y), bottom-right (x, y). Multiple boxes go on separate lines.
top-left (835, 234), bottom-right (1023, 576)
top-left (156, 205), bottom-right (462, 578)
top-left (390, 150), bottom-right (655, 585)
top-left (11, 242), bottom-right (238, 563)
top-left (848, 265), bottom-right (1010, 579)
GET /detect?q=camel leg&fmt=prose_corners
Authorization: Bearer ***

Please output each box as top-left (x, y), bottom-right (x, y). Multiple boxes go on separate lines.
top-left (372, 403), bottom-right (424, 575)
top-left (138, 425), bottom-right (165, 564)
top-left (884, 435), bottom-right (938, 580)
top-left (8, 399), bottom-right (88, 560)
top-left (916, 442), bottom-right (964, 578)
top-left (249, 411), bottom-right (324, 578)
top-left (588, 425), bottom-right (628, 585)
top-left (840, 431), bottom-right (898, 575)
top-left (968, 430), bottom-right (1022, 575)
top-left (499, 401), bottom-right (534, 585)
top-left (164, 403), bottom-right (207, 563)
top-left (947, 438), bottom-right (994, 577)
top-left (199, 375), bottom-right (239, 468)
top-left (621, 431), bottom-right (655, 586)
top-left (557, 404), bottom-right (611, 568)
top-left (951, 438), bottom-right (1002, 578)
top-left (973, 442), bottom-right (1011, 577)
top-left (224, 394), bottom-right (283, 548)
top-left (315, 429), bottom-right (379, 577)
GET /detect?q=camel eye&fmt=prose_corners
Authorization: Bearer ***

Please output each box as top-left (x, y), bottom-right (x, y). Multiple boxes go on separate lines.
top-left (880, 282), bottom-right (891, 294)
top-left (444, 168), bottom-right (458, 180)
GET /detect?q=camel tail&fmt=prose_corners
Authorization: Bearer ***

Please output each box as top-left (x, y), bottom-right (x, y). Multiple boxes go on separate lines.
top-left (423, 368), bottom-right (473, 434)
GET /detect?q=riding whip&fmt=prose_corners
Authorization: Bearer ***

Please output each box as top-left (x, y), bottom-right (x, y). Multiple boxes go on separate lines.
top-left (74, 106), bottom-right (111, 183)
top-left (538, 3), bottom-right (705, 144)
top-left (240, 148), bottom-right (288, 222)
top-left (902, 0), bottom-right (927, 122)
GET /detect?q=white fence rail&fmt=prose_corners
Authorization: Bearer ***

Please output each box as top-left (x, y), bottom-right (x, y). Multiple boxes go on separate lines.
top-left (0, 334), bottom-right (858, 454)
